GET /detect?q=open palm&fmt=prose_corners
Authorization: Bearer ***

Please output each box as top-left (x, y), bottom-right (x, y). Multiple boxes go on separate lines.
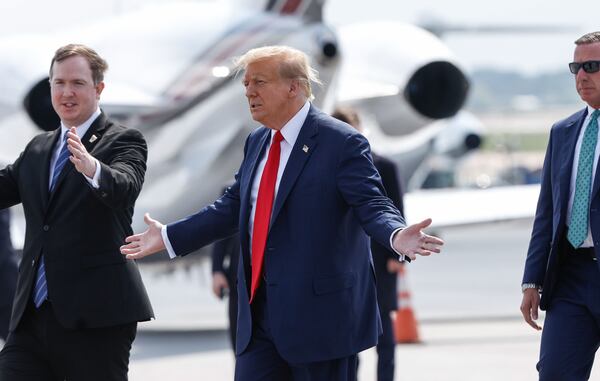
top-left (120, 213), bottom-right (166, 259)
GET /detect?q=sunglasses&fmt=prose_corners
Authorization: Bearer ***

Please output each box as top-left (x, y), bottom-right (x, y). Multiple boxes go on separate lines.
top-left (569, 61), bottom-right (600, 74)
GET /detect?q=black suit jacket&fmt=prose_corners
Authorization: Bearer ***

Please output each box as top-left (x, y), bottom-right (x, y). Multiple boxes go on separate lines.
top-left (0, 208), bottom-right (17, 339)
top-left (0, 113), bottom-right (154, 331)
top-left (371, 153), bottom-right (404, 311)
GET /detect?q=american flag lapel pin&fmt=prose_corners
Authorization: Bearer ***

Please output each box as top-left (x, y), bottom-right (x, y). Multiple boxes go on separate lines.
top-left (302, 145), bottom-right (309, 153)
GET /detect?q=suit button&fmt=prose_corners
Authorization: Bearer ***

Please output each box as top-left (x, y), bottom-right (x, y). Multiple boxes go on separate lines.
top-left (101, 192), bottom-right (108, 198)
top-left (31, 259), bottom-right (35, 267)
top-left (43, 225), bottom-right (50, 231)
top-left (267, 247), bottom-right (274, 252)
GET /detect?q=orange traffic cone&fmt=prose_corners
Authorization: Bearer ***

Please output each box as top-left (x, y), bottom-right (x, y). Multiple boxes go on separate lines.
top-left (393, 263), bottom-right (420, 343)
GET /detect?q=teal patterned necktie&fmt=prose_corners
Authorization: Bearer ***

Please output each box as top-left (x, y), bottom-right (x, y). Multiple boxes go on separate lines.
top-left (568, 109), bottom-right (600, 248)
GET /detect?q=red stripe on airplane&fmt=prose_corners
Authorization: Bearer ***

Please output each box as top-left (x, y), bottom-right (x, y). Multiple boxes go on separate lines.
top-left (280, 0), bottom-right (302, 14)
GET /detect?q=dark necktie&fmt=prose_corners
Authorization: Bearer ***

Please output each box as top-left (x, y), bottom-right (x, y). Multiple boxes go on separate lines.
top-left (250, 131), bottom-right (283, 303)
top-left (33, 132), bottom-right (70, 308)
top-left (568, 110), bottom-right (600, 248)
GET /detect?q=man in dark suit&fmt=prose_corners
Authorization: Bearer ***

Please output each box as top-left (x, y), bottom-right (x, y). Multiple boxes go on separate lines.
top-left (521, 31), bottom-right (600, 380)
top-left (122, 45), bottom-right (442, 381)
top-left (211, 186), bottom-right (240, 350)
top-left (333, 107), bottom-right (404, 381)
top-left (0, 209), bottom-right (18, 343)
top-left (0, 44), bottom-right (153, 381)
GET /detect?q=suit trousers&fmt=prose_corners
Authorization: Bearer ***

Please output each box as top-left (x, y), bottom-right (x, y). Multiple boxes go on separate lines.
top-left (537, 243), bottom-right (600, 381)
top-left (0, 301), bottom-right (137, 381)
top-left (375, 307), bottom-right (395, 381)
top-left (234, 284), bottom-right (358, 381)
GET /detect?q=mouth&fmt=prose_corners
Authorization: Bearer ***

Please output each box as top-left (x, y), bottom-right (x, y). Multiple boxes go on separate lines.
top-left (62, 102), bottom-right (78, 109)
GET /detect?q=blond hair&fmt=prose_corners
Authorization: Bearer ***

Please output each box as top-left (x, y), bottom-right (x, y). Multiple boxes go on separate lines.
top-left (234, 45), bottom-right (321, 101)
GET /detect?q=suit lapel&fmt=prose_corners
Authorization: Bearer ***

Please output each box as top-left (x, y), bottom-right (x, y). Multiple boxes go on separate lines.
top-left (558, 109), bottom-right (587, 213)
top-left (239, 129), bottom-right (270, 265)
top-left (269, 108), bottom-right (319, 228)
top-left (48, 113), bottom-right (108, 204)
top-left (41, 129), bottom-right (61, 212)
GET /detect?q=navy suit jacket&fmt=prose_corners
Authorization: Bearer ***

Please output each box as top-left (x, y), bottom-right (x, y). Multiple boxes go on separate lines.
top-left (522, 107), bottom-right (600, 309)
top-left (167, 105), bottom-right (405, 363)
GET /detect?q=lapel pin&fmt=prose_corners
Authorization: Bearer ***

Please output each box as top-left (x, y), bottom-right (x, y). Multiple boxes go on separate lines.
top-left (89, 135), bottom-right (98, 143)
top-left (302, 145), bottom-right (309, 153)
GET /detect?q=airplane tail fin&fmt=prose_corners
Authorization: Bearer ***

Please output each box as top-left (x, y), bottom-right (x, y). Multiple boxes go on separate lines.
top-left (263, 0), bottom-right (324, 22)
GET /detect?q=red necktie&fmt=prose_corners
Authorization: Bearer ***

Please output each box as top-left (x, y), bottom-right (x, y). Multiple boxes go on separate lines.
top-left (250, 131), bottom-right (284, 303)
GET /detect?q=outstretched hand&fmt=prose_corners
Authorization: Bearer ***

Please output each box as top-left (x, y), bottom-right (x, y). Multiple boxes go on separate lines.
top-left (120, 213), bottom-right (166, 259)
top-left (392, 218), bottom-right (443, 261)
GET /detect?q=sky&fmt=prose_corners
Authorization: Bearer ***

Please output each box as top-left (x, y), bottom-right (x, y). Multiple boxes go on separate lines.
top-left (0, 0), bottom-right (597, 75)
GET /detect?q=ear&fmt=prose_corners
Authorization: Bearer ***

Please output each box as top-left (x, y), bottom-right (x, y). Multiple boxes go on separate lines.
top-left (288, 79), bottom-right (299, 98)
top-left (95, 81), bottom-right (105, 99)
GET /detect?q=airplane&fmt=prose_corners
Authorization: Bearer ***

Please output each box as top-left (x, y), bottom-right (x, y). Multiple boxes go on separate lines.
top-left (0, 0), bottom-right (516, 327)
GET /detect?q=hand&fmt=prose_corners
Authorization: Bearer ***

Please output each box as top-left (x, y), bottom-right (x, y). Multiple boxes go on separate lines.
top-left (386, 258), bottom-right (404, 273)
top-left (66, 127), bottom-right (97, 178)
top-left (392, 218), bottom-right (443, 261)
top-left (212, 272), bottom-right (229, 299)
top-left (520, 288), bottom-right (542, 330)
top-left (120, 213), bottom-right (166, 259)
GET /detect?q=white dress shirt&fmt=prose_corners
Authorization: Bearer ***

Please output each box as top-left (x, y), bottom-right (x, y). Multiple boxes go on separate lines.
top-left (567, 105), bottom-right (600, 248)
top-left (49, 108), bottom-right (102, 190)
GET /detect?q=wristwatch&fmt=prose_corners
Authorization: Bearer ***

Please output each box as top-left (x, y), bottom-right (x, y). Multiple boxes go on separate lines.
top-left (521, 283), bottom-right (540, 293)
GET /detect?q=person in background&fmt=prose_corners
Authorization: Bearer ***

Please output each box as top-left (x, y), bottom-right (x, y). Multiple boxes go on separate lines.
top-left (333, 106), bottom-right (404, 381)
top-left (211, 186), bottom-right (240, 351)
top-left (0, 208), bottom-right (18, 344)
top-left (521, 31), bottom-right (600, 380)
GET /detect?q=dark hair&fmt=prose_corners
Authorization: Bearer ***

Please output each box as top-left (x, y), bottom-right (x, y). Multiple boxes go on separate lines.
top-left (332, 106), bottom-right (360, 129)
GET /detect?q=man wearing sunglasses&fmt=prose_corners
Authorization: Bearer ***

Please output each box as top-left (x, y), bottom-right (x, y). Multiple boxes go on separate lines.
top-left (521, 31), bottom-right (600, 380)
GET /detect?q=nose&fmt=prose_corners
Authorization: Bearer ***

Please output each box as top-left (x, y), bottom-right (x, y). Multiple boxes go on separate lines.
top-left (576, 67), bottom-right (588, 80)
top-left (245, 83), bottom-right (255, 98)
top-left (62, 84), bottom-right (75, 96)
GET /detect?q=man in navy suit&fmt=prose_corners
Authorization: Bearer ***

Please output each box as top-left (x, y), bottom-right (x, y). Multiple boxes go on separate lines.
top-left (0, 209), bottom-right (17, 342)
top-left (122, 45), bottom-right (442, 381)
top-left (332, 106), bottom-right (404, 381)
top-left (521, 31), bottom-right (600, 380)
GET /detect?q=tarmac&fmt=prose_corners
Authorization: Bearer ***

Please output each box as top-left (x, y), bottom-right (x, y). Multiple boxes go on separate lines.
top-left (128, 317), bottom-right (553, 381)
top-left (126, 219), bottom-right (600, 380)
top-left (3, 219), bottom-right (600, 380)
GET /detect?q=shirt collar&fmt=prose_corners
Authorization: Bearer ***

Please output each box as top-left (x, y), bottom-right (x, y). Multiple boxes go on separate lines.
top-left (270, 101), bottom-right (310, 147)
top-left (59, 108), bottom-right (101, 140)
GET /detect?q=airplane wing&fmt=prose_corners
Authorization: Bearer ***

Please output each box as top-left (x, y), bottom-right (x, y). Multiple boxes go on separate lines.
top-left (404, 184), bottom-right (539, 229)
